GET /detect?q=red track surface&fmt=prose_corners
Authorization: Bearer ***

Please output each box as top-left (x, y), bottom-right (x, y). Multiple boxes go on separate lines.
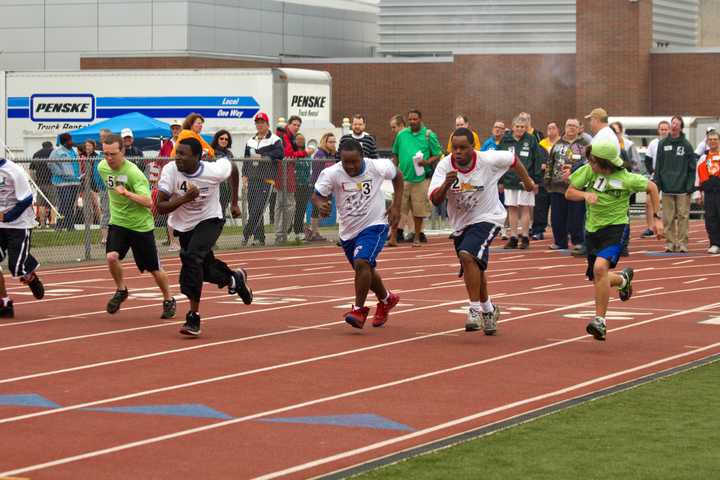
top-left (1, 222), bottom-right (719, 479)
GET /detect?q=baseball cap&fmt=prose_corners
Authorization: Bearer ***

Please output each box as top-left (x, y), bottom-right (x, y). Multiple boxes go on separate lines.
top-left (706, 126), bottom-right (716, 134)
top-left (590, 140), bottom-right (624, 168)
top-left (254, 112), bottom-right (269, 123)
top-left (170, 119), bottom-right (182, 128)
top-left (584, 108), bottom-right (608, 120)
top-left (121, 128), bottom-right (134, 138)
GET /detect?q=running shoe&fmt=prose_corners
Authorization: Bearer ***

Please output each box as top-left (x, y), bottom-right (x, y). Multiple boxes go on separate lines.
top-left (344, 306), bottom-right (369, 329)
top-left (531, 232), bottom-right (544, 240)
top-left (708, 245), bottom-right (720, 254)
top-left (519, 236), bottom-right (530, 250)
top-left (465, 307), bottom-right (483, 332)
top-left (586, 316), bottom-right (607, 341)
top-left (640, 228), bottom-right (654, 238)
top-left (419, 232), bottom-right (428, 243)
top-left (618, 267), bottom-right (634, 302)
top-left (180, 311), bottom-right (201, 336)
top-left (0, 300), bottom-right (14, 319)
top-left (229, 268), bottom-right (253, 305)
top-left (161, 297), bottom-right (177, 319)
top-left (503, 237), bottom-right (518, 249)
top-left (106, 288), bottom-right (129, 314)
top-left (571, 245), bottom-right (587, 257)
top-left (482, 305), bottom-right (500, 336)
top-left (373, 292), bottom-right (400, 327)
top-left (21, 273), bottom-right (45, 299)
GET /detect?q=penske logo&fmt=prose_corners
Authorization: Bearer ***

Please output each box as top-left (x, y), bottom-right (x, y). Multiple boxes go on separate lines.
top-left (30, 94), bottom-right (95, 122)
top-left (290, 95), bottom-right (326, 108)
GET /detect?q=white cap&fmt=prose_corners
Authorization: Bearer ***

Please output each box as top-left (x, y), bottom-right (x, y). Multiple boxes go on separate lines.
top-left (170, 119), bottom-right (182, 128)
top-left (121, 128), bottom-right (134, 138)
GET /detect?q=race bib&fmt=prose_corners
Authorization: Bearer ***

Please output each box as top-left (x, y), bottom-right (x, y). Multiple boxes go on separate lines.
top-left (593, 176), bottom-right (608, 192)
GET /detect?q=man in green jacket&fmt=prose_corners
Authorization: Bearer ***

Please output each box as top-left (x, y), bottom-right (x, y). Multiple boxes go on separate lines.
top-left (655, 115), bottom-right (696, 253)
top-left (498, 114), bottom-right (544, 249)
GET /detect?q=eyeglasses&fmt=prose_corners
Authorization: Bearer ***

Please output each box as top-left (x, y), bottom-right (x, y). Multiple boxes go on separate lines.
top-left (328, 140), bottom-right (337, 143)
top-left (219, 137), bottom-right (229, 141)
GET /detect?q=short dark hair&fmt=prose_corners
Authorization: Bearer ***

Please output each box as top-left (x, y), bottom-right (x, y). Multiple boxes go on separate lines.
top-left (42, 141), bottom-right (53, 149)
top-left (451, 127), bottom-right (474, 146)
top-left (179, 137), bottom-right (202, 157)
top-left (58, 133), bottom-right (72, 146)
top-left (287, 115), bottom-right (302, 126)
top-left (671, 115), bottom-right (685, 129)
top-left (338, 138), bottom-right (364, 157)
top-left (102, 134), bottom-right (124, 150)
top-left (547, 120), bottom-right (560, 129)
top-left (456, 114), bottom-right (469, 124)
top-left (352, 114), bottom-right (366, 123)
top-left (211, 129), bottom-right (232, 150)
top-left (408, 109), bottom-right (422, 119)
top-left (658, 120), bottom-right (670, 128)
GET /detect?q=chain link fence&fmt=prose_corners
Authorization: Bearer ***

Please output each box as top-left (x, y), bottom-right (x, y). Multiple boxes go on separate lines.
top-left (9, 156), bottom-right (450, 267)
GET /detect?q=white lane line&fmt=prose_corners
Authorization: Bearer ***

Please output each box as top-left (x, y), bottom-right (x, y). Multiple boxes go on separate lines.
top-left (673, 260), bottom-right (695, 265)
top-left (3, 303), bottom-right (717, 478)
top-left (252, 341), bottom-right (720, 480)
top-left (492, 272), bottom-right (517, 277)
top-left (640, 287), bottom-right (664, 293)
top-left (532, 284), bottom-right (561, 290)
top-left (684, 277), bottom-right (707, 285)
top-left (395, 269), bottom-right (425, 275)
top-left (302, 266), bottom-right (334, 272)
top-left (431, 280), bottom-right (464, 287)
top-left (416, 252), bottom-right (443, 258)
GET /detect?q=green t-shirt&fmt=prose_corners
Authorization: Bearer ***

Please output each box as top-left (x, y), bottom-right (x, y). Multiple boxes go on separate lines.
top-left (392, 126), bottom-right (442, 183)
top-left (569, 164), bottom-right (648, 233)
top-left (98, 158), bottom-right (155, 232)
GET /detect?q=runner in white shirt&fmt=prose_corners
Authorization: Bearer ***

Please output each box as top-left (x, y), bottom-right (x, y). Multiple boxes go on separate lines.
top-left (0, 157), bottom-right (45, 318)
top-left (312, 138), bottom-right (403, 329)
top-left (157, 137), bottom-right (251, 336)
top-left (429, 128), bottom-right (535, 334)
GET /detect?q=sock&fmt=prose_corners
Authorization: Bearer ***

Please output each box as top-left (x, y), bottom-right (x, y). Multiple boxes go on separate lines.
top-left (480, 299), bottom-right (494, 313)
top-left (2, 297), bottom-right (10, 306)
top-left (469, 301), bottom-right (482, 312)
top-left (380, 291), bottom-right (391, 304)
top-left (353, 304), bottom-right (364, 311)
top-left (596, 316), bottom-right (606, 325)
top-left (619, 275), bottom-right (628, 289)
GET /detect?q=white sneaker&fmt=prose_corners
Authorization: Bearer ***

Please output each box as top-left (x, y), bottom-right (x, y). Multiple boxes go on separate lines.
top-left (465, 308), bottom-right (482, 332)
top-left (708, 245), bottom-right (720, 254)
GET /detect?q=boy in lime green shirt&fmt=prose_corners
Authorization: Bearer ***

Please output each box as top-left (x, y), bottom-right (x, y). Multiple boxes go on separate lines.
top-left (99, 135), bottom-right (175, 319)
top-left (566, 140), bottom-right (663, 341)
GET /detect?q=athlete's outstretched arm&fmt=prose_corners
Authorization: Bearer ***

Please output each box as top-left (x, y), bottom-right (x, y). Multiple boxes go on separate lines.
top-left (114, 185), bottom-right (153, 209)
top-left (645, 180), bottom-right (664, 239)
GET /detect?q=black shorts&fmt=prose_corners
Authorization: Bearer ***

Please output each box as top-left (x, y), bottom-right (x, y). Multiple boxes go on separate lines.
top-left (106, 224), bottom-right (160, 273)
top-left (585, 224), bottom-right (629, 280)
top-left (0, 228), bottom-right (39, 277)
top-left (453, 222), bottom-right (501, 275)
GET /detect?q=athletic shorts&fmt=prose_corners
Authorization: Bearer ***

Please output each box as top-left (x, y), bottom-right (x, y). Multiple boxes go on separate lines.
top-left (585, 224), bottom-right (629, 280)
top-left (0, 228), bottom-right (39, 277)
top-left (402, 180), bottom-right (431, 217)
top-left (453, 222), bottom-right (501, 276)
top-left (341, 224), bottom-right (389, 269)
top-left (106, 224), bottom-right (160, 273)
top-left (503, 189), bottom-right (535, 207)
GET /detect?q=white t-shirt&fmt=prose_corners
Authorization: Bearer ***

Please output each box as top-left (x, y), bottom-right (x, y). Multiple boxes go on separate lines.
top-left (695, 140), bottom-right (707, 157)
top-left (429, 150), bottom-right (515, 234)
top-left (314, 158), bottom-right (397, 241)
top-left (592, 126), bottom-right (622, 152)
top-left (0, 159), bottom-right (36, 229)
top-left (646, 138), bottom-right (660, 170)
top-left (158, 157), bottom-right (232, 232)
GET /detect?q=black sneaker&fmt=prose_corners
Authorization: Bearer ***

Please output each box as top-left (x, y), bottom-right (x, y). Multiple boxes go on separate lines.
top-left (618, 267), bottom-right (634, 301)
top-left (503, 237), bottom-right (518, 249)
top-left (519, 236), bottom-right (530, 250)
top-left (621, 247), bottom-right (630, 257)
top-left (396, 229), bottom-right (405, 243)
top-left (161, 297), bottom-right (177, 319)
top-left (22, 273), bottom-right (45, 299)
top-left (419, 232), bottom-right (428, 243)
top-left (0, 300), bottom-right (14, 319)
top-left (229, 268), bottom-right (253, 305)
top-left (406, 232), bottom-right (415, 243)
top-left (106, 288), bottom-right (129, 314)
top-left (180, 311), bottom-right (201, 336)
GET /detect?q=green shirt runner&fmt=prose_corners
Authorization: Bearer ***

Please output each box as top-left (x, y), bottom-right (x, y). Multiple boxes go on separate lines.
top-left (392, 126), bottom-right (442, 183)
top-left (97, 158), bottom-right (155, 232)
top-left (569, 163), bottom-right (648, 233)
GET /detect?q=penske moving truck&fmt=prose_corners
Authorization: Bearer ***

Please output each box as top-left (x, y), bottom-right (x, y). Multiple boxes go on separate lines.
top-left (0, 68), bottom-right (336, 156)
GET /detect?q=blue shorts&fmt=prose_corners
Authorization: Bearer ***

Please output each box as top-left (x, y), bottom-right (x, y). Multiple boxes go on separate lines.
top-left (453, 222), bottom-right (501, 275)
top-left (585, 224), bottom-right (629, 280)
top-left (341, 224), bottom-right (389, 269)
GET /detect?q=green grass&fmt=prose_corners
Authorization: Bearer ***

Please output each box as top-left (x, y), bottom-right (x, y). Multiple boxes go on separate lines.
top-left (357, 360), bottom-right (720, 480)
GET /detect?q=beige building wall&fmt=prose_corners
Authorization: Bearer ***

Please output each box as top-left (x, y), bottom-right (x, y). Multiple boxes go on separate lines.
top-left (699, 0), bottom-right (720, 46)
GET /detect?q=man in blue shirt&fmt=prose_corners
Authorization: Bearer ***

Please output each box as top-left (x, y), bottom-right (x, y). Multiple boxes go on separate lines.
top-left (49, 133), bottom-right (81, 231)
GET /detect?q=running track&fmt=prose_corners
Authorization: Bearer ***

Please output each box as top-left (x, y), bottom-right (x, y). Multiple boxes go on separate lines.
top-left (0, 222), bottom-right (719, 479)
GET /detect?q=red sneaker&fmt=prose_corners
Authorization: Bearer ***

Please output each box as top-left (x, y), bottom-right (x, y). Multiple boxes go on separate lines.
top-left (373, 292), bottom-right (400, 327)
top-left (344, 306), bottom-right (370, 329)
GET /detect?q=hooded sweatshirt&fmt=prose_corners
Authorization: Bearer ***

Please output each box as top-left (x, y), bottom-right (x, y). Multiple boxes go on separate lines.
top-left (655, 133), bottom-right (696, 194)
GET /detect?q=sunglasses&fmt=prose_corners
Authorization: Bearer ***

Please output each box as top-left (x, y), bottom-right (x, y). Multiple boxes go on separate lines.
top-left (219, 137), bottom-right (229, 141)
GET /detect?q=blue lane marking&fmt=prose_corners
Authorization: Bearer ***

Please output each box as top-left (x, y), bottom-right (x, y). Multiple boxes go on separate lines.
top-left (96, 96), bottom-right (259, 107)
top-left (645, 251), bottom-right (701, 257)
top-left (260, 413), bottom-right (415, 431)
top-left (96, 107), bottom-right (260, 119)
top-left (84, 403), bottom-right (233, 420)
top-left (0, 393), bottom-right (60, 409)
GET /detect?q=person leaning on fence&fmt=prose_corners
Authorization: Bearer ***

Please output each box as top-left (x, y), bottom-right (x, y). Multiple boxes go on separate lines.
top-left (391, 109), bottom-right (442, 247)
top-left (654, 115), bottom-right (696, 253)
top-left (243, 112), bottom-right (283, 247)
top-left (49, 133), bottom-right (82, 231)
top-left (98, 134), bottom-right (176, 319)
top-left (0, 155), bottom-right (47, 318)
top-left (121, 128), bottom-right (145, 172)
top-left (340, 114), bottom-right (379, 159)
top-left (171, 113), bottom-right (215, 159)
top-left (211, 130), bottom-right (235, 217)
top-left (30, 141), bottom-right (55, 228)
top-left (308, 132), bottom-right (338, 242)
top-left (275, 115), bottom-right (304, 244)
top-left (292, 133), bottom-right (313, 242)
top-left (80, 140), bottom-right (103, 223)
top-left (696, 130), bottom-right (720, 254)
